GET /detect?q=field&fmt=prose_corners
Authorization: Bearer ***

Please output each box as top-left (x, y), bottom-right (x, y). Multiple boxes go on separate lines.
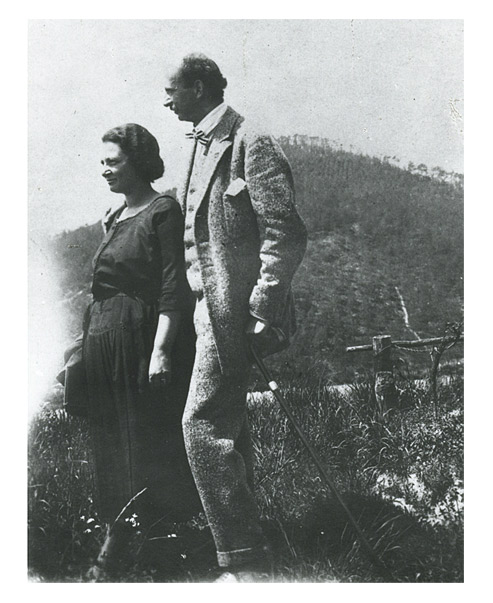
top-left (28, 374), bottom-right (463, 583)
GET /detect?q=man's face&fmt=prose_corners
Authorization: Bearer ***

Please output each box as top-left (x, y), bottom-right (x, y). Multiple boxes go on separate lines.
top-left (163, 71), bottom-right (200, 123)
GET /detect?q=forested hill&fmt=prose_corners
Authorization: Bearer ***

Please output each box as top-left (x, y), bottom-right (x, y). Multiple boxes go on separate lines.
top-left (50, 136), bottom-right (463, 382)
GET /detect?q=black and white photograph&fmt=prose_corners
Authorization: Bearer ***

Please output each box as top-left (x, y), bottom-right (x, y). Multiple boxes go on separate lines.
top-left (25, 17), bottom-right (465, 586)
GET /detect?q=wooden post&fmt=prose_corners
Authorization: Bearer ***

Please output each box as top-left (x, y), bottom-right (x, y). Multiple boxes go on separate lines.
top-left (347, 331), bottom-right (462, 415)
top-left (373, 335), bottom-right (396, 413)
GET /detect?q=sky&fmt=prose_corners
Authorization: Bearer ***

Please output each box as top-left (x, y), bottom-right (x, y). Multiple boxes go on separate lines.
top-left (28, 19), bottom-right (464, 237)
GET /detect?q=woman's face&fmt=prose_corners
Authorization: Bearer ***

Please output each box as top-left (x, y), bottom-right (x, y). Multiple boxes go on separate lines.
top-left (101, 142), bottom-right (140, 194)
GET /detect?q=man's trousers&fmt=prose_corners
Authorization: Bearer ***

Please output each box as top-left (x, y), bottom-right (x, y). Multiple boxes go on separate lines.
top-left (182, 295), bottom-right (268, 568)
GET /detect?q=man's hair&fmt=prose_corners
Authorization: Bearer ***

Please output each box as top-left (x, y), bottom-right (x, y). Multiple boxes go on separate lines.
top-left (178, 53), bottom-right (228, 102)
top-left (102, 123), bottom-right (164, 183)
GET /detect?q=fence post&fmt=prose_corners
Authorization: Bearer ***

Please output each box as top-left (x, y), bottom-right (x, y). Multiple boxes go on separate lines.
top-left (373, 335), bottom-right (396, 413)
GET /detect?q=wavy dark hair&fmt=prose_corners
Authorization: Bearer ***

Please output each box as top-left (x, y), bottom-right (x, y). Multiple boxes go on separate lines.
top-left (102, 123), bottom-right (164, 183)
top-left (178, 53), bottom-right (228, 102)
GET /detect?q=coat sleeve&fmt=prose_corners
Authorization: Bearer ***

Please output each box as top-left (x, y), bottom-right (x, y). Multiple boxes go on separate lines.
top-left (244, 132), bottom-right (307, 324)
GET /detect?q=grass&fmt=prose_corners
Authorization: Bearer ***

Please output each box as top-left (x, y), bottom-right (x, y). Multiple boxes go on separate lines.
top-left (28, 375), bottom-right (463, 582)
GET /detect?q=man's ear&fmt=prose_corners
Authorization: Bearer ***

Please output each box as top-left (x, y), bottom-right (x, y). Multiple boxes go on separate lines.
top-left (193, 79), bottom-right (205, 99)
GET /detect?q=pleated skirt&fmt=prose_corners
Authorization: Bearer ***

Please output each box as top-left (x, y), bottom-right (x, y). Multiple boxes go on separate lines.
top-left (83, 293), bottom-right (201, 525)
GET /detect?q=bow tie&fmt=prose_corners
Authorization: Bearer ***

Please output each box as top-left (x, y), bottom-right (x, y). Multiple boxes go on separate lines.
top-left (185, 128), bottom-right (210, 146)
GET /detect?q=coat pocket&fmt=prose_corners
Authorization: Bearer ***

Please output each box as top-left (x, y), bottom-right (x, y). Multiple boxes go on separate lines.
top-left (224, 177), bottom-right (247, 199)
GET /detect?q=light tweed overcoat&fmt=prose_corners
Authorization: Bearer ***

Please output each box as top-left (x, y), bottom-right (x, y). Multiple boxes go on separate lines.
top-left (179, 106), bottom-right (307, 373)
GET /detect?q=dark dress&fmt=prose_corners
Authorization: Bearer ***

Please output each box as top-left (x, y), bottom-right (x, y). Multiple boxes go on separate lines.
top-left (84, 195), bottom-right (200, 526)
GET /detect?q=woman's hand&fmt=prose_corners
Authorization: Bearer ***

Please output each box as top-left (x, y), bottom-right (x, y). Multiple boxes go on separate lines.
top-left (148, 311), bottom-right (180, 391)
top-left (148, 348), bottom-right (172, 390)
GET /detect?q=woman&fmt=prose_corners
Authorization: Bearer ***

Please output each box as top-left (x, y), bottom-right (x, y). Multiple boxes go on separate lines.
top-left (84, 123), bottom-right (199, 573)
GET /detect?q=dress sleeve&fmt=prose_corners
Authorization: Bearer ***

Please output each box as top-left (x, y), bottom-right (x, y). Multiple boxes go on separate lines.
top-left (152, 198), bottom-right (187, 314)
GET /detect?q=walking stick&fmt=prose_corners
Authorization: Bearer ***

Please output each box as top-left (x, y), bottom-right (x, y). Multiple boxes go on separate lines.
top-left (249, 344), bottom-right (394, 581)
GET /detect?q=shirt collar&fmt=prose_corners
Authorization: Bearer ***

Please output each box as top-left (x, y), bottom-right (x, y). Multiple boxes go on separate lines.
top-left (194, 102), bottom-right (228, 137)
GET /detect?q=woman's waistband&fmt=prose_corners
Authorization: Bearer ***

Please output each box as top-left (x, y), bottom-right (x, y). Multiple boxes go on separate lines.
top-left (92, 291), bottom-right (157, 305)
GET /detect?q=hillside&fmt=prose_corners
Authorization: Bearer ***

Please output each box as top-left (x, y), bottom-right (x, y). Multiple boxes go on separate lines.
top-left (49, 137), bottom-right (463, 383)
top-left (279, 136), bottom-right (463, 381)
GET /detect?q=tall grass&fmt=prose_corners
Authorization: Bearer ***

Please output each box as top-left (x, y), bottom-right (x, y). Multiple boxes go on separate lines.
top-left (28, 376), bottom-right (463, 582)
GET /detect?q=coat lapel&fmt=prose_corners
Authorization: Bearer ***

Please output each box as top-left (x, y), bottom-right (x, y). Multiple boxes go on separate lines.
top-left (191, 107), bottom-right (241, 213)
top-left (178, 139), bottom-right (197, 211)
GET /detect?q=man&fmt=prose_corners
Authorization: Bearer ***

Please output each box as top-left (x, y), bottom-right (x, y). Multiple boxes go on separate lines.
top-left (163, 53), bottom-right (307, 582)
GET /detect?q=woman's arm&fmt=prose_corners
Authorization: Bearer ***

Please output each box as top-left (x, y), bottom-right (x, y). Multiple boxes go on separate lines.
top-left (149, 198), bottom-right (188, 389)
top-left (148, 310), bottom-right (180, 388)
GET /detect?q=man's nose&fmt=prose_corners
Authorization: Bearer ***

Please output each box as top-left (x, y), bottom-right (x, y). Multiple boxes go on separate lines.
top-left (163, 96), bottom-right (172, 108)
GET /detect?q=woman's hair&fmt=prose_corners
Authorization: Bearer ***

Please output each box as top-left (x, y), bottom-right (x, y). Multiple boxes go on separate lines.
top-left (102, 123), bottom-right (164, 183)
